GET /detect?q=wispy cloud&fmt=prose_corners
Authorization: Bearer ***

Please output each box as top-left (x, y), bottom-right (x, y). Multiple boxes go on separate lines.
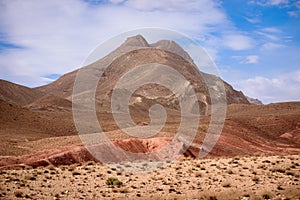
top-left (256, 31), bottom-right (280, 41)
top-left (232, 55), bottom-right (259, 64)
top-left (119, 0), bottom-right (219, 12)
top-left (257, 27), bottom-right (283, 41)
top-left (255, 27), bottom-right (287, 51)
top-left (245, 17), bottom-right (261, 24)
top-left (249, 0), bottom-right (300, 17)
top-left (0, 0), bottom-right (228, 86)
top-left (222, 34), bottom-right (255, 50)
top-left (236, 69), bottom-right (300, 103)
top-left (249, 0), bottom-right (289, 6)
top-left (288, 10), bottom-right (300, 17)
top-left (109, 0), bottom-right (125, 4)
top-left (267, 0), bottom-right (289, 6)
top-left (261, 27), bottom-right (282, 33)
top-left (245, 55), bottom-right (259, 64)
top-left (0, 0), bottom-right (256, 87)
top-left (261, 42), bottom-right (285, 50)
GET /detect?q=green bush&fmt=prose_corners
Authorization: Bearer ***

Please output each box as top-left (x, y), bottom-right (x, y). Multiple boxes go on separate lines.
top-left (105, 177), bottom-right (123, 187)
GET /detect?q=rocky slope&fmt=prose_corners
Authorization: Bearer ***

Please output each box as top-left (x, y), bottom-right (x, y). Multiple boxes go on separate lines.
top-left (1, 35), bottom-right (299, 170)
top-left (246, 96), bottom-right (263, 105)
top-left (33, 35), bottom-right (249, 109)
top-left (0, 80), bottom-right (43, 106)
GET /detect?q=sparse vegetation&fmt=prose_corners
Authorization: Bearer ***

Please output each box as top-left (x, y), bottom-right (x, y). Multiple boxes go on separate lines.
top-left (105, 177), bottom-right (123, 187)
top-left (0, 154), bottom-right (299, 199)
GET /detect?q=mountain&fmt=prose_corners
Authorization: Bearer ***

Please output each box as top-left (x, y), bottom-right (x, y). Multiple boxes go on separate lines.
top-left (0, 35), bottom-right (253, 158)
top-left (0, 80), bottom-right (43, 106)
top-left (33, 35), bottom-right (249, 113)
top-left (3, 35), bottom-right (298, 165)
top-left (34, 71), bottom-right (77, 100)
top-left (150, 39), bottom-right (194, 64)
top-left (0, 98), bottom-right (76, 156)
top-left (246, 96), bottom-right (263, 105)
top-left (26, 94), bottom-right (72, 111)
top-left (121, 34), bottom-right (150, 47)
top-left (1, 101), bottom-right (300, 167)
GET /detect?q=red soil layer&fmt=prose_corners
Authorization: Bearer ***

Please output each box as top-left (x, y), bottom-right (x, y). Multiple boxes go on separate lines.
top-left (1, 135), bottom-right (299, 169)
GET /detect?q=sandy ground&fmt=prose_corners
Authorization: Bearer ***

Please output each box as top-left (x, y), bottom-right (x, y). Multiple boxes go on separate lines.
top-left (1, 154), bottom-right (299, 200)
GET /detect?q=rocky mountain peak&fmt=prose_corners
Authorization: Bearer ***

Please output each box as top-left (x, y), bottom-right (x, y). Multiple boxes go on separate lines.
top-left (246, 96), bottom-right (263, 105)
top-left (151, 40), bottom-right (194, 64)
top-left (122, 34), bottom-right (150, 47)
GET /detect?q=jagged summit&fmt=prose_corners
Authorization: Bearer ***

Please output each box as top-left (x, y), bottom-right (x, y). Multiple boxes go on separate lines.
top-left (122, 35), bottom-right (194, 64)
top-left (122, 34), bottom-right (150, 47)
top-left (246, 96), bottom-right (263, 105)
top-left (1, 34), bottom-right (251, 106)
top-left (151, 39), bottom-right (194, 64)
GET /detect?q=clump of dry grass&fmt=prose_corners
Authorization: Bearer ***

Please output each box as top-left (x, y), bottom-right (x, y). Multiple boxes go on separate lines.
top-left (105, 177), bottom-right (123, 187)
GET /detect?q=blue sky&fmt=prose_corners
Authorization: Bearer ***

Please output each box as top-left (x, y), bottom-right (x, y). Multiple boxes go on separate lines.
top-left (0, 0), bottom-right (299, 103)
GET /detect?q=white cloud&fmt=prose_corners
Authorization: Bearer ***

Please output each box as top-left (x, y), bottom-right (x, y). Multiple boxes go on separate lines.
top-left (288, 10), bottom-right (300, 17)
top-left (261, 42), bottom-right (285, 50)
top-left (109, 0), bottom-right (125, 4)
top-left (255, 27), bottom-right (282, 41)
top-left (261, 27), bottom-right (282, 33)
top-left (249, 0), bottom-right (300, 19)
top-left (245, 17), bottom-right (261, 24)
top-left (254, 27), bottom-right (288, 51)
top-left (236, 70), bottom-right (300, 103)
top-left (249, 0), bottom-right (289, 6)
top-left (268, 0), bottom-right (289, 5)
top-left (123, 0), bottom-right (219, 12)
top-left (222, 34), bottom-right (255, 50)
top-left (289, 1), bottom-right (300, 17)
top-left (232, 55), bottom-right (259, 64)
top-left (288, 1), bottom-right (300, 17)
top-left (250, 0), bottom-right (300, 17)
top-left (256, 31), bottom-right (279, 41)
top-left (0, 0), bottom-right (258, 87)
top-left (0, 0), bottom-right (233, 87)
top-left (245, 55), bottom-right (259, 64)
top-left (0, 0), bottom-right (297, 104)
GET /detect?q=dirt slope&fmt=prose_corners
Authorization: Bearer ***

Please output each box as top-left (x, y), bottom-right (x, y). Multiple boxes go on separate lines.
top-left (0, 80), bottom-right (43, 106)
top-left (0, 99), bottom-right (76, 156)
top-left (26, 94), bottom-right (72, 111)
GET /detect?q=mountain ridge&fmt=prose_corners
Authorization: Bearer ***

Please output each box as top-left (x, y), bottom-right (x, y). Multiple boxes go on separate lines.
top-left (33, 35), bottom-right (250, 108)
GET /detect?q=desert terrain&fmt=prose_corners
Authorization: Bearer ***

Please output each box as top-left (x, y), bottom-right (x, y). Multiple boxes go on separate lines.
top-left (1, 155), bottom-right (299, 199)
top-left (0, 35), bottom-right (299, 199)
